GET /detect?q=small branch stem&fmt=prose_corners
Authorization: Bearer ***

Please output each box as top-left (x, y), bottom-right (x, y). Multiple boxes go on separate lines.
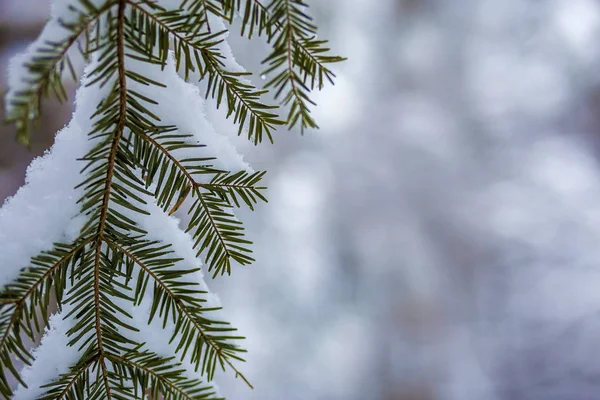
top-left (92, 0), bottom-right (128, 397)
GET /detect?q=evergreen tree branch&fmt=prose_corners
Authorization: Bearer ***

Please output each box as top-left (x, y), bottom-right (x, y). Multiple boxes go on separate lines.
top-left (104, 238), bottom-right (252, 388)
top-left (251, 0), bottom-right (342, 89)
top-left (46, 352), bottom-right (100, 400)
top-left (0, 238), bottom-right (93, 398)
top-left (107, 352), bottom-right (222, 399)
top-left (216, 0), bottom-right (345, 131)
top-left (218, 0), bottom-right (273, 38)
top-left (179, 0), bottom-right (224, 34)
top-left (128, 128), bottom-right (260, 276)
top-left (86, 1), bottom-right (128, 397)
top-left (188, 189), bottom-right (252, 277)
top-left (262, 0), bottom-right (316, 130)
top-left (127, 1), bottom-right (284, 144)
top-left (6, 0), bottom-right (118, 146)
top-left (54, 367), bottom-right (92, 400)
top-left (0, 238), bottom-right (92, 334)
top-left (1, 0), bottom-right (343, 396)
top-left (129, 129), bottom-right (240, 274)
top-left (200, 171), bottom-right (267, 210)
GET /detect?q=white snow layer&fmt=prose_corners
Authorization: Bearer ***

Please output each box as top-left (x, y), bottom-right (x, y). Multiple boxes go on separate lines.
top-left (125, 54), bottom-right (250, 173)
top-left (11, 305), bottom-right (81, 400)
top-left (0, 59), bottom-right (107, 289)
top-left (1, 57), bottom-right (107, 396)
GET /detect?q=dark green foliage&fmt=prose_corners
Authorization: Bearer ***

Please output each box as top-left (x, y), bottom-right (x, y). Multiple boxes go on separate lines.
top-left (0, 239), bottom-right (90, 396)
top-left (1, 0), bottom-right (342, 398)
top-left (215, 0), bottom-right (346, 131)
top-left (4, 0), bottom-right (117, 146)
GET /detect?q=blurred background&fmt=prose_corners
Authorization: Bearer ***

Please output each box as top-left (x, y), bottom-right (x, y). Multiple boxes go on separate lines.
top-left (4, 0), bottom-right (600, 399)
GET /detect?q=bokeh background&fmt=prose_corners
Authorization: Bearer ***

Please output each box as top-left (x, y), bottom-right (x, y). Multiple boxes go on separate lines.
top-left (4, 0), bottom-right (600, 399)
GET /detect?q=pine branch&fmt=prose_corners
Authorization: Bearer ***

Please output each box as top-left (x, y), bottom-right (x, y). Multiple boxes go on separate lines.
top-left (216, 0), bottom-right (345, 131)
top-left (127, 127), bottom-right (266, 276)
top-left (226, 0), bottom-right (342, 89)
top-left (127, 1), bottom-right (284, 144)
top-left (200, 170), bottom-right (267, 210)
top-left (179, 0), bottom-right (223, 34)
top-left (188, 188), bottom-right (253, 277)
top-left (107, 351), bottom-right (222, 400)
top-left (0, 238), bottom-right (92, 398)
top-left (1, 0), bottom-right (343, 397)
top-left (218, 0), bottom-right (274, 38)
top-left (104, 238), bottom-right (252, 387)
top-left (40, 350), bottom-right (100, 400)
top-left (263, 0), bottom-right (318, 130)
top-left (84, 3), bottom-right (128, 398)
top-left (5, 0), bottom-right (118, 146)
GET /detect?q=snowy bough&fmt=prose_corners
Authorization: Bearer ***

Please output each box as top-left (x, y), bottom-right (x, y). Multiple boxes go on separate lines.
top-left (0, 0), bottom-right (343, 398)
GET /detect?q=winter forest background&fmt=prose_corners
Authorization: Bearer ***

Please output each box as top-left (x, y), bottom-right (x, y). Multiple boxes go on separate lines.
top-left (3, 0), bottom-right (600, 399)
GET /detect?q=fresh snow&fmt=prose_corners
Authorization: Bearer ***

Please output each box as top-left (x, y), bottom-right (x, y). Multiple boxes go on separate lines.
top-left (125, 54), bottom-right (250, 174)
top-left (11, 305), bottom-right (81, 400)
top-left (0, 59), bottom-right (107, 289)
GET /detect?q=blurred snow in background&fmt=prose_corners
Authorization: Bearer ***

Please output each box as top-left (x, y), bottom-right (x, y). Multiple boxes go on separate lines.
top-left (4, 0), bottom-right (600, 399)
